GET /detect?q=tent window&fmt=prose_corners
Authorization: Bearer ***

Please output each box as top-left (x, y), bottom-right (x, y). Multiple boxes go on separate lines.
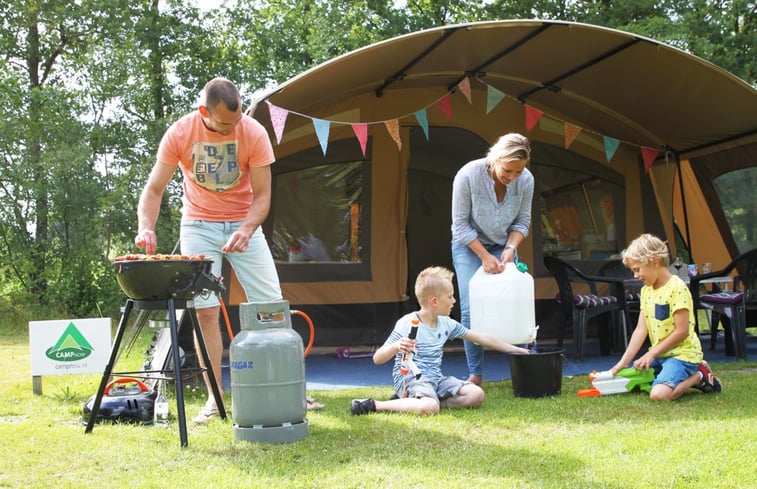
top-left (534, 160), bottom-right (624, 262)
top-left (270, 160), bottom-right (370, 282)
top-left (714, 167), bottom-right (757, 253)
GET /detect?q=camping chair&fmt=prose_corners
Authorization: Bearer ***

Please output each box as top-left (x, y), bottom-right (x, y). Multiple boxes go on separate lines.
top-left (544, 256), bottom-right (630, 362)
top-left (689, 248), bottom-right (757, 360)
top-left (598, 259), bottom-right (641, 323)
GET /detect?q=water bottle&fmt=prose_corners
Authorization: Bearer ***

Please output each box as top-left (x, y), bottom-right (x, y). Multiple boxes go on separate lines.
top-left (154, 380), bottom-right (169, 427)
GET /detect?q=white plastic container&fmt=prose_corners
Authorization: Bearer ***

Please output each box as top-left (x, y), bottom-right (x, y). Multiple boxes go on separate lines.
top-left (469, 262), bottom-right (537, 344)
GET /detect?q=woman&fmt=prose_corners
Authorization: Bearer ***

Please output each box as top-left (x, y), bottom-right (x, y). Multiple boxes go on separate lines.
top-left (451, 132), bottom-right (534, 385)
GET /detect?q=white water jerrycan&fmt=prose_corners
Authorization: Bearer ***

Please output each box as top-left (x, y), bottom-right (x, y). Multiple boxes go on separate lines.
top-left (469, 261), bottom-right (536, 344)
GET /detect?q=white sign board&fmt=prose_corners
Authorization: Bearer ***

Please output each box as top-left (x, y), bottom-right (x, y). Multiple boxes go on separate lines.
top-left (29, 318), bottom-right (112, 375)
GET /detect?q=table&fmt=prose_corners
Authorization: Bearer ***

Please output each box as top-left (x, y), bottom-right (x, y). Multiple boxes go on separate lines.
top-left (623, 275), bottom-right (733, 291)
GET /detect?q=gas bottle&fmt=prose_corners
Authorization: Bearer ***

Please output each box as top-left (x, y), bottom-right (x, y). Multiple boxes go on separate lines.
top-left (230, 300), bottom-right (308, 443)
top-left (469, 261), bottom-right (537, 344)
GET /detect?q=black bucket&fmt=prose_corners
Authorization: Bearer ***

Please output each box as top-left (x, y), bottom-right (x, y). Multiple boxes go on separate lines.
top-left (509, 347), bottom-right (564, 398)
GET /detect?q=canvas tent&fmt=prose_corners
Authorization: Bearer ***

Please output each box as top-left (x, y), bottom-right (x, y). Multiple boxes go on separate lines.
top-left (222, 20), bottom-right (757, 345)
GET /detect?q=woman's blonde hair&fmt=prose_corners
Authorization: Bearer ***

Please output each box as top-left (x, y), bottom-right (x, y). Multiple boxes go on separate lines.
top-left (621, 233), bottom-right (670, 267)
top-left (415, 266), bottom-right (454, 305)
top-left (486, 132), bottom-right (531, 166)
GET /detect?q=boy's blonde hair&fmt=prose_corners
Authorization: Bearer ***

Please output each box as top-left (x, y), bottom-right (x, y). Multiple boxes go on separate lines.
top-left (621, 233), bottom-right (670, 267)
top-left (415, 266), bottom-right (454, 305)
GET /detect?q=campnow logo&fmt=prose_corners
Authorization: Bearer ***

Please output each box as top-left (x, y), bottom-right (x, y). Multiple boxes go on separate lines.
top-left (45, 322), bottom-right (94, 362)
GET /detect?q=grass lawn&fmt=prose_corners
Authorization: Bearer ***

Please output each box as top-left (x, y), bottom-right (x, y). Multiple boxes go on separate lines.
top-left (1, 329), bottom-right (755, 489)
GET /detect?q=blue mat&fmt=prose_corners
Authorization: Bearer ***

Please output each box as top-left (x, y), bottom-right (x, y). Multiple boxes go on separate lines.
top-left (221, 336), bottom-right (755, 391)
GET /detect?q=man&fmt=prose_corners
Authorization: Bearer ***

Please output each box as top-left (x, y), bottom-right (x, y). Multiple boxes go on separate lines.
top-left (135, 77), bottom-right (282, 423)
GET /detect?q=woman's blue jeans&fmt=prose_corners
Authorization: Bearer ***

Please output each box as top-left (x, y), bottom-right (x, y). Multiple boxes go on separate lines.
top-left (451, 241), bottom-right (505, 377)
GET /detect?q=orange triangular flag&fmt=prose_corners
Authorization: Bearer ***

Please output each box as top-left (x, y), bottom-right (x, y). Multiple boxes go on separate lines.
top-left (351, 123), bottom-right (368, 157)
top-left (457, 78), bottom-right (472, 104)
top-left (385, 119), bottom-right (401, 151)
top-left (564, 123), bottom-right (582, 149)
top-left (438, 94), bottom-right (453, 120)
top-left (641, 147), bottom-right (659, 173)
top-left (525, 105), bottom-right (543, 132)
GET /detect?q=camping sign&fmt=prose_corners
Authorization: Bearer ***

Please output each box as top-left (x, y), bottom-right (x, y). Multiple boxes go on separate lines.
top-left (29, 318), bottom-right (111, 376)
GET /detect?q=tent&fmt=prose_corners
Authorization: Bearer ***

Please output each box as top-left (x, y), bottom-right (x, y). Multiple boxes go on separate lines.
top-left (224, 20), bottom-right (757, 345)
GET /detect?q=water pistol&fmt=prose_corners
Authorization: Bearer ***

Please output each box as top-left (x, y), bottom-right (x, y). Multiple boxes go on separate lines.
top-left (577, 367), bottom-right (654, 397)
top-left (399, 319), bottom-right (421, 379)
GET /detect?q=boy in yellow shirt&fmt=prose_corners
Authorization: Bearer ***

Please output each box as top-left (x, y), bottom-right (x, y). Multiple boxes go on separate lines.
top-left (610, 234), bottom-right (721, 400)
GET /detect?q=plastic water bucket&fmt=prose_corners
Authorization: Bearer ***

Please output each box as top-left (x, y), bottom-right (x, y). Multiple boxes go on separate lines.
top-left (469, 262), bottom-right (536, 344)
top-left (509, 348), bottom-right (563, 398)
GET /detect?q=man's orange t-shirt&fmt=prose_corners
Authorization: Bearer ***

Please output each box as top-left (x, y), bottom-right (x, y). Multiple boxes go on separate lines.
top-left (156, 111), bottom-right (275, 221)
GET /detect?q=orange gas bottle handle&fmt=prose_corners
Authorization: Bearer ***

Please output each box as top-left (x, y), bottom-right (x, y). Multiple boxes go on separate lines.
top-left (220, 299), bottom-right (315, 357)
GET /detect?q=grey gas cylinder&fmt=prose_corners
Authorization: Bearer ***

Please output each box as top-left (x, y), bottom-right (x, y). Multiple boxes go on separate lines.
top-left (230, 301), bottom-right (308, 443)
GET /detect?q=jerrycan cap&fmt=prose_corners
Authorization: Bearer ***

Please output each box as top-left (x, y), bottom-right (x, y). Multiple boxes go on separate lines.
top-left (516, 262), bottom-right (528, 273)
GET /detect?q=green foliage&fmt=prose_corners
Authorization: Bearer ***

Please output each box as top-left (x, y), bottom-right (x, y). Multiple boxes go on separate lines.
top-left (0, 0), bottom-right (753, 319)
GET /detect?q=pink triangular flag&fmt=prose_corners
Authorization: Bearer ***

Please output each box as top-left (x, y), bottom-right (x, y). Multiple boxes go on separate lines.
top-left (457, 78), bottom-right (472, 104)
top-left (564, 123), bottom-right (582, 149)
top-left (266, 101), bottom-right (288, 144)
top-left (438, 94), bottom-right (453, 120)
top-left (525, 105), bottom-right (543, 132)
top-left (384, 119), bottom-right (402, 151)
top-left (641, 147), bottom-right (659, 173)
top-left (351, 123), bottom-right (368, 157)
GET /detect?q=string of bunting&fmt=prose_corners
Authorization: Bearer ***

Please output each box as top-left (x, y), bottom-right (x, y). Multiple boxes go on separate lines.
top-left (264, 76), bottom-right (661, 173)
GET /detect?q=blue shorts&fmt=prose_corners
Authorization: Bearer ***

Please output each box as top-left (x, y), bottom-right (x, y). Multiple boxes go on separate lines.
top-left (398, 375), bottom-right (467, 401)
top-left (650, 357), bottom-right (699, 389)
top-left (180, 220), bottom-right (282, 309)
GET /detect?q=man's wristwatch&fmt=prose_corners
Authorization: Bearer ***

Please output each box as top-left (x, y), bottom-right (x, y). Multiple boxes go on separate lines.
top-left (505, 244), bottom-right (517, 252)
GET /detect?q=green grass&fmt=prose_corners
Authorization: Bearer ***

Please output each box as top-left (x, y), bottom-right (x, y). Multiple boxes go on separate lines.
top-left (1, 331), bottom-right (755, 489)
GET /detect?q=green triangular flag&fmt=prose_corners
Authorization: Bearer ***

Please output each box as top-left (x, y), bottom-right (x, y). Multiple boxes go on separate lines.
top-left (486, 85), bottom-right (505, 114)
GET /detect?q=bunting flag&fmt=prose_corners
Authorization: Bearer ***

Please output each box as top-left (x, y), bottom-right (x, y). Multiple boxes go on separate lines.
top-left (564, 122), bottom-right (582, 149)
top-left (385, 119), bottom-right (402, 151)
top-left (525, 105), bottom-right (543, 132)
top-left (486, 85), bottom-right (505, 114)
top-left (264, 77), bottom-right (669, 170)
top-left (641, 146), bottom-right (659, 173)
top-left (438, 94), bottom-right (453, 120)
top-left (457, 77), bottom-right (472, 104)
top-left (351, 123), bottom-right (368, 157)
top-left (313, 118), bottom-right (330, 156)
top-left (267, 101), bottom-right (288, 144)
top-left (603, 136), bottom-right (620, 163)
top-left (414, 109), bottom-right (429, 140)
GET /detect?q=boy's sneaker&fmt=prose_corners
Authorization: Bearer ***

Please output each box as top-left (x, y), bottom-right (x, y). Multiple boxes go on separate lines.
top-left (350, 398), bottom-right (376, 415)
top-left (697, 361), bottom-right (722, 393)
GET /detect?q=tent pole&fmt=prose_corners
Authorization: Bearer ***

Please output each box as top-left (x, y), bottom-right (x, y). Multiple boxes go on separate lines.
top-left (672, 148), bottom-right (692, 259)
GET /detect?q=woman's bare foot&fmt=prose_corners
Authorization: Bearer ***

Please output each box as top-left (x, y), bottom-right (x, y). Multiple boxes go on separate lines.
top-left (466, 374), bottom-right (482, 386)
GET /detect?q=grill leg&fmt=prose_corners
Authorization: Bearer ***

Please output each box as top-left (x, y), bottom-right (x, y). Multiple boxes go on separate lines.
top-left (85, 299), bottom-right (134, 434)
top-left (167, 299), bottom-right (189, 448)
top-left (187, 306), bottom-right (227, 420)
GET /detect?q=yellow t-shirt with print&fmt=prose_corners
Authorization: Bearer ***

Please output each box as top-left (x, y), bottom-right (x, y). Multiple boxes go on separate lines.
top-left (640, 275), bottom-right (703, 364)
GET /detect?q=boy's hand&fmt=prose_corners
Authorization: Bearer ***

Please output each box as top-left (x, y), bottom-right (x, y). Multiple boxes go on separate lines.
top-left (397, 337), bottom-right (416, 354)
top-left (632, 351), bottom-right (655, 372)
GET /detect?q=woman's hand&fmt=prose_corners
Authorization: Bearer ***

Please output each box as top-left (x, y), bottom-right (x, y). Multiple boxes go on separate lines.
top-left (501, 247), bottom-right (516, 264)
top-left (482, 254), bottom-right (504, 273)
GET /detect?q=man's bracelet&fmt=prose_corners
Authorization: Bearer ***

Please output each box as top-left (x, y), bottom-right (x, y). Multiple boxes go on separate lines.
top-left (505, 244), bottom-right (517, 252)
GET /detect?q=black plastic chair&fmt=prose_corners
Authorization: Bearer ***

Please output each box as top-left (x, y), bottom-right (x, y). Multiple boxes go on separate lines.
top-left (544, 256), bottom-right (630, 362)
top-left (598, 259), bottom-right (641, 321)
top-left (689, 248), bottom-right (757, 360)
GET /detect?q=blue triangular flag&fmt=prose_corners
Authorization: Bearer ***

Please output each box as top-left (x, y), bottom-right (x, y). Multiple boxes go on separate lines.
top-left (313, 118), bottom-right (330, 156)
top-left (603, 136), bottom-right (620, 163)
top-left (415, 109), bottom-right (429, 140)
top-left (486, 85), bottom-right (505, 114)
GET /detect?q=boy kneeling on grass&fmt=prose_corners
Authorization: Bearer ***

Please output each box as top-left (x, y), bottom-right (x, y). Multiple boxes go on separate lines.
top-left (351, 266), bottom-right (530, 416)
top-left (610, 234), bottom-right (722, 401)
